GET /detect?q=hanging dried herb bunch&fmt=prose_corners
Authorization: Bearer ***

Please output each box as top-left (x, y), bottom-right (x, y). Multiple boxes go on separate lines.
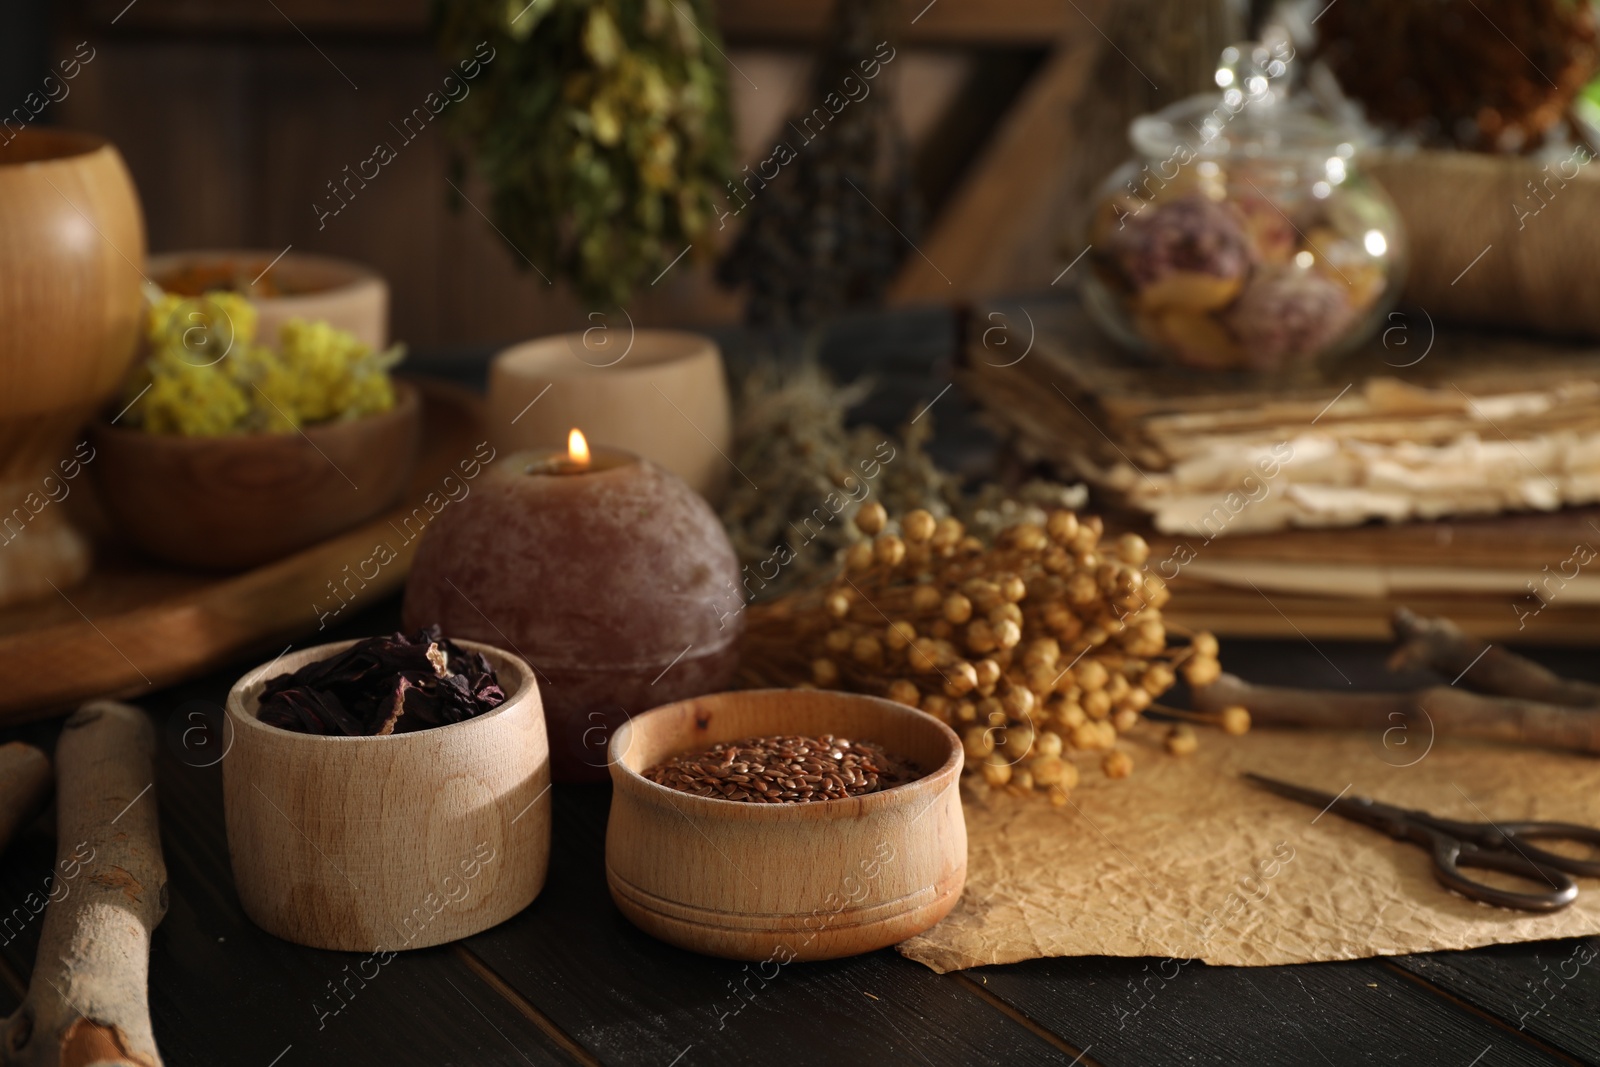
top-left (716, 0), bottom-right (917, 326)
top-left (437, 0), bottom-right (734, 305)
top-left (740, 504), bottom-right (1242, 804)
top-left (1314, 0), bottom-right (1599, 152)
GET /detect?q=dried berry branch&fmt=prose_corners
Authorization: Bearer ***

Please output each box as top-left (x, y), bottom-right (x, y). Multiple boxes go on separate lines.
top-left (0, 743), bottom-right (51, 856)
top-left (742, 503), bottom-right (1240, 802)
top-left (0, 701), bottom-right (167, 1067)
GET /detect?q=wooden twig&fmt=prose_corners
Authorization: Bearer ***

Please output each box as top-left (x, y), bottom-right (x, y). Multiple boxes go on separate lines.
top-left (1193, 672), bottom-right (1600, 755)
top-left (0, 743), bottom-right (51, 855)
top-left (0, 701), bottom-right (167, 1067)
top-left (1389, 607), bottom-right (1600, 708)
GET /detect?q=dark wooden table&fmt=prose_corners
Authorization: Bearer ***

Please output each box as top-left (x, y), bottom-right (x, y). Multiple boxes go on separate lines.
top-left (3, 595), bottom-right (1598, 1067)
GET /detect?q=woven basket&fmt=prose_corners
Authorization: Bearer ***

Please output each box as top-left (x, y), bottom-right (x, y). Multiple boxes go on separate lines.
top-left (1366, 148), bottom-right (1600, 338)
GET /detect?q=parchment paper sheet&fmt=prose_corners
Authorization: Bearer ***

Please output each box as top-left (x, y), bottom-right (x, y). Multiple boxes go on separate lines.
top-left (897, 730), bottom-right (1600, 972)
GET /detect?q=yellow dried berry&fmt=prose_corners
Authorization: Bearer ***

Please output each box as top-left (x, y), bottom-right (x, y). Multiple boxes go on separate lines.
top-left (931, 516), bottom-right (965, 548)
top-left (885, 620), bottom-right (917, 651)
top-left (825, 590), bottom-right (852, 619)
top-left (1191, 631), bottom-right (1220, 658)
top-left (1046, 510), bottom-right (1080, 545)
top-left (903, 509), bottom-right (937, 543)
top-left (887, 679), bottom-right (921, 706)
top-left (852, 635), bottom-right (884, 665)
top-left (974, 658), bottom-right (1003, 691)
top-left (1220, 705), bottom-right (1252, 735)
top-left (994, 618), bottom-right (1023, 650)
top-left (1083, 689), bottom-right (1112, 721)
top-left (921, 693), bottom-right (951, 718)
top-left (986, 601), bottom-right (1021, 628)
top-left (1029, 754), bottom-right (1074, 788)
top-left (1076, 659), bottom-right (1109, 691)
top-left (1115, 532), bottom-right (1150, 566)
top-left (1184, 656), bottom-right (1222, 688)
top-left (966, 619), bottom-right (998, 654)
top-left (911, 584), bottom-right (942, 612)
top-left (824, 628), bottom-right (854, 653)
top-left (1022, 637), bottom-right (1061, 669)
top-left (943, 660), bottom-right (979, 696)
top-left (846, 540), bottom-right (876, 572)
top-left (907, 637), bottom-right (942, 674)
top-left (1070, 721), bottom-right (1104, 751)
top-left (856, 501), bottom-right (887, 536)
top-left (1035, 730), bottom-right (1064, 758)
top-left (1165, 724), bottom-right (1199, 756)
top-left (875, 534), bottom-right (907, 567)
top-left (812, 658), bottom-right (839, 686)
top-left (982, 752), bottom-right (1013, 787)
top-left (1141, 663), bottom-right (1177, 694)
top-left (1001, 683), bottom-right (1035, 718)
top-left (1055, 700), bottom-right (1087, 729)
top-left (1011, 524), bottom-right (1049, 550)
top-left (1102, 749), bottom-right (1134, 779)
top-left (943, 593), bottom-right (974, 624)
top-left (963, 726), bottom-right (995, 759)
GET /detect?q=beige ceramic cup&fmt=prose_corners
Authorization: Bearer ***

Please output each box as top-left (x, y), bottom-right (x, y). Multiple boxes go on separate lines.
top-left (488, 329), bottom-right (733, 500)
top-left (149, 249), bottom-right (388, 348)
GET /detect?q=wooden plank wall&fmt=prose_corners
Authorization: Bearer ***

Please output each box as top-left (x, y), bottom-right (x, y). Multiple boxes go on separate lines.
top-left (39, 0), bottom-right (1105, 350)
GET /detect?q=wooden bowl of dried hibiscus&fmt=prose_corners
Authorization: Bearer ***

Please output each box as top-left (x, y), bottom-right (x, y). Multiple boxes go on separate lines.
top-left (222, 626), bottom-right (550, 951)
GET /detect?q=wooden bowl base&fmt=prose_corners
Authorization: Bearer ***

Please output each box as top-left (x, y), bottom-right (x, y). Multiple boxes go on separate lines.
top-left (607, 861), bottom-right (965, 962)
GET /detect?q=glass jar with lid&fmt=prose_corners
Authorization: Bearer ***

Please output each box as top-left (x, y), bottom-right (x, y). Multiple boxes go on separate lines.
top-left (1080, 40), bottom-right (1405, 375)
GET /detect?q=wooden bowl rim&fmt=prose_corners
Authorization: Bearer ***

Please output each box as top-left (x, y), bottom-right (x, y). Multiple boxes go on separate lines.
top-left (493, 329), bottom-right (721, 380)
top-left (225, 636), bottom-right (539, 747)
top-left (147, 249), bottom-right (385, 302)
top-left (609, 688), bottom-right (962, 818)
top-left (0, 128), bottom-right (111, 168)
top-left (92, 377), bottom-right (420, 447)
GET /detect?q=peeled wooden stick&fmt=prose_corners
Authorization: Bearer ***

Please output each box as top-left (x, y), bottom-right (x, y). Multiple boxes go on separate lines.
top-left (1193, 672), bottom-right (1600, 755)
top-left (1389, 607), bottom-right (1600, 708)
top-left (0, 742), bottom-right (51, 855)
top-left (0, 701), bottom-right (167, 1067)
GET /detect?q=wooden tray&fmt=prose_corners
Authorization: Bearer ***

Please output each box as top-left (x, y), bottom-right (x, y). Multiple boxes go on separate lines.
top-left (0, 378), bottom-right (485, 725)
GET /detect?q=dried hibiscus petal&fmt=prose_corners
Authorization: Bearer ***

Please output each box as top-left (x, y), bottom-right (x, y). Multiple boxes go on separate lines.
top-left (257, 625), bottom-right (507, 736)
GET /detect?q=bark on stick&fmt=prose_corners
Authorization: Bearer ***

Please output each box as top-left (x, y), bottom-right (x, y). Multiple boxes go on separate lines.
top-left (1194, 672), bottom-right (1600, 755)
top-left (0, 701), bottom-right (167, 1067)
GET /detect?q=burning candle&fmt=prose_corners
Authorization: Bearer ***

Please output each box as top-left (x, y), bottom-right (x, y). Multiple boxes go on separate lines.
top-left (402, 430), bottom-right (744, 781)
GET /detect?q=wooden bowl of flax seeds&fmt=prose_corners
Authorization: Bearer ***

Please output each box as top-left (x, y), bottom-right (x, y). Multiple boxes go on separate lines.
top-left (605, 689), bottom-right (966, 961)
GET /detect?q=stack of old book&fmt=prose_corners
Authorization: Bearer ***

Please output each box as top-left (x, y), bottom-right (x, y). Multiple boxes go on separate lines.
top-left (963, 297), bottom-right (1600, 641)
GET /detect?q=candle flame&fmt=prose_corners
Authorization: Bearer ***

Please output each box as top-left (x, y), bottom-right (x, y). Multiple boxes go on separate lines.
top-left (567, 428), bottom-right (591, 466)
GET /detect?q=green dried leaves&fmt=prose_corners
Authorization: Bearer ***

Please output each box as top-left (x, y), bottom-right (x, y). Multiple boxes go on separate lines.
top-left (438, 0), bottom-right (734, 306)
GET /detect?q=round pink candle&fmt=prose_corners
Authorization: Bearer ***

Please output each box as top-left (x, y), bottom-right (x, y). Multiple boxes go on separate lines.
top-left (402, 434), bottom-right (743, 781)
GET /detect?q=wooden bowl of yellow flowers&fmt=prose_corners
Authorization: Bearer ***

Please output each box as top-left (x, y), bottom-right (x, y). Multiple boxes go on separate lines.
top-left (91, 291), bottom-right (419, 570)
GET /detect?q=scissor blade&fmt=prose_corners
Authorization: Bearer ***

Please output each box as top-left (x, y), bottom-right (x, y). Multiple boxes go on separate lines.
top-left (1243, 773), bottom-right (1413, 838)
top-left (1241, 772), bottom-right (1346, 812)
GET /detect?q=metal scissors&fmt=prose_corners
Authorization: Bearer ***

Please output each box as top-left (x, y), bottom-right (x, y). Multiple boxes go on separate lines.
top-left (1244, 773), bottom-right (1600, 912)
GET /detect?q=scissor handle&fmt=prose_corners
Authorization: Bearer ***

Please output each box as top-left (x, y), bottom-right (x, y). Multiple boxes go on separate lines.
top-left (1429, 834), bottom-right (1578, 913)
top-left (1496, 822), bottom-right (1600, 879)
